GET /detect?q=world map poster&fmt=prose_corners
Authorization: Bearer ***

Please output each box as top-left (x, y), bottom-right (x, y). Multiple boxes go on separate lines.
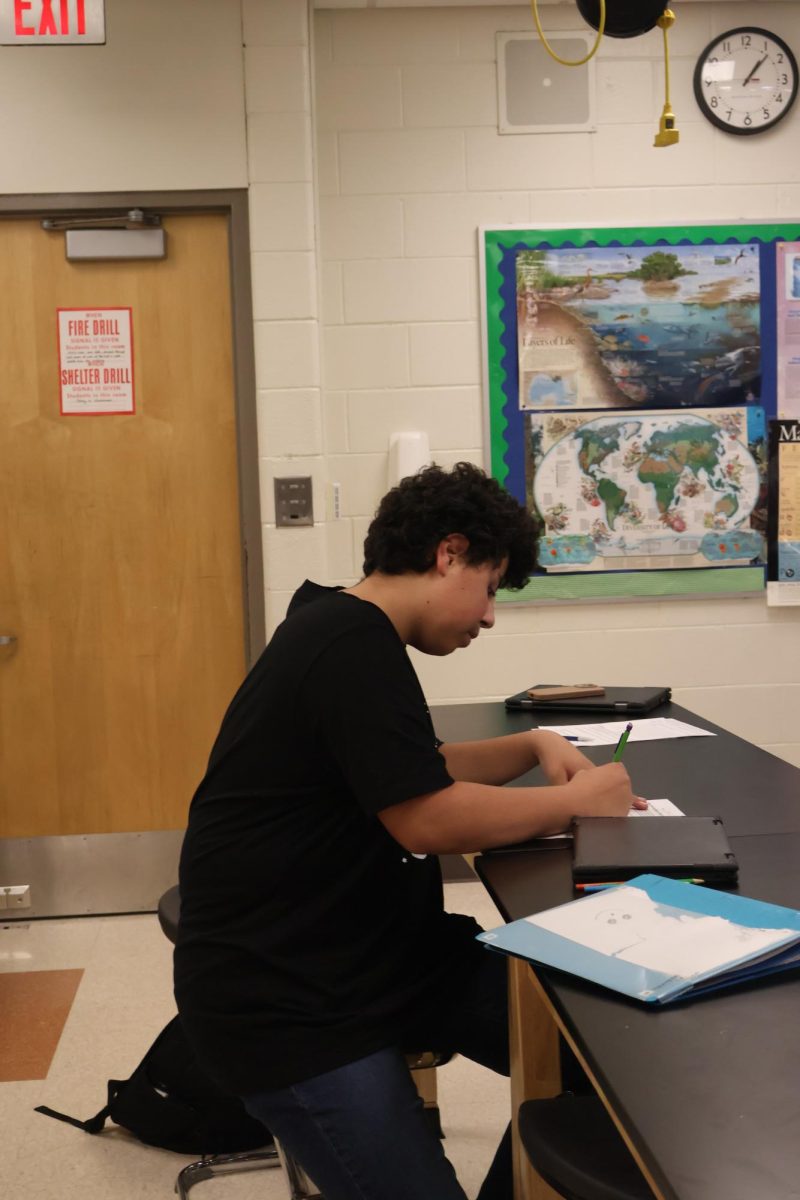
top-left (530, 407), bottom-right (765, 573)
top-left (481, 222), bottom-right (800, 601)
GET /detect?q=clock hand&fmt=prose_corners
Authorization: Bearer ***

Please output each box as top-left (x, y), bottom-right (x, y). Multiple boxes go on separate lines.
top-left (743, 54), bottom-right (768, 86)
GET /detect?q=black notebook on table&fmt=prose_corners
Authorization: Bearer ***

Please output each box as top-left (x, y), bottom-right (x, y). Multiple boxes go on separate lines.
top-left (571, 816), bottom-right (739, 884)
top-left (504, 685), bottom-right (671, 713)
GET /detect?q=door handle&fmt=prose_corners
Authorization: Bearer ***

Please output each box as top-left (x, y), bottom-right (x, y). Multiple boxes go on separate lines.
top-left (0, 635), bottom-right (17, 644)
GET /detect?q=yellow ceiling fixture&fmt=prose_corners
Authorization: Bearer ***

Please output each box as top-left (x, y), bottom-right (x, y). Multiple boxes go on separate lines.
top-left (529, 1), bottom-right (679, 147)
top-left (575, 1), bottom-right (670, 39)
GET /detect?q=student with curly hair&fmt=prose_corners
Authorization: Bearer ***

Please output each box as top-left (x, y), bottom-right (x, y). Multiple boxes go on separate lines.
top-left (175, 462), bottom-right (641, 1200)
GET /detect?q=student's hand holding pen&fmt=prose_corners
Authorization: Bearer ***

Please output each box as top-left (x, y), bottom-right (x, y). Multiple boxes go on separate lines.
top-left (566, 761), bottom-right (648, 817)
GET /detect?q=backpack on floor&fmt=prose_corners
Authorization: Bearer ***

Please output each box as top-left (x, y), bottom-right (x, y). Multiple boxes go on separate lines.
top-left (34, 1015), bottom-right (269, 1155)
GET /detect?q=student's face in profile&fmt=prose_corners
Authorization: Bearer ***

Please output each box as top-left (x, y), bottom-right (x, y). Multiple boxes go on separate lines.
top-left (416, 548), bottom-right (506, 657)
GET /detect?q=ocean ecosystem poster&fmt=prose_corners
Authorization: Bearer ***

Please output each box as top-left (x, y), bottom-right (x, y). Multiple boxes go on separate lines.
top-left (481, 223), bottom-right (798, 601)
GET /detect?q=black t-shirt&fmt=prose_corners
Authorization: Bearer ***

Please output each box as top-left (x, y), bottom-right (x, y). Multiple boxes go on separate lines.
top-left (174, 584), bottom-right (480, 1095)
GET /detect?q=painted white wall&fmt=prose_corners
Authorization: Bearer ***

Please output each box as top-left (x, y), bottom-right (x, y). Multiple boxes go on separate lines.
top-left (303, 1), bottom-right (800, 767)
top-left (243, 0), bottom-right (328, 636)
top-left (0, 0), bottom-right (248, 191)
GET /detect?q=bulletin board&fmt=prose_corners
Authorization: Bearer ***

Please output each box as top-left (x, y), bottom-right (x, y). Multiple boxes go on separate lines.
top-left (481, 221), bottom-right (800, 603)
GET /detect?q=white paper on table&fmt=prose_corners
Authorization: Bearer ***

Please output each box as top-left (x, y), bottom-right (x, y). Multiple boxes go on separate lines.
top-left (629, 797), bottom-right (684, 817)
top-left (527, 884), bottom-right (795, 980)
top-left (539, 797), bottom-right (684, 839)
top-left (538, 717), bottom-right (716, 747)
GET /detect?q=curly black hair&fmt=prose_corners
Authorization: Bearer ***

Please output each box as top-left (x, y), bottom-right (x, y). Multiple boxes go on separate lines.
top-left (362, 462), bottom-right (540, 590)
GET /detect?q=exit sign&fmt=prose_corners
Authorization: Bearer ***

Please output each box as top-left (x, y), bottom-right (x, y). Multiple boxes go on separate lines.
top-left (0, 1), bottom-right (105, 44)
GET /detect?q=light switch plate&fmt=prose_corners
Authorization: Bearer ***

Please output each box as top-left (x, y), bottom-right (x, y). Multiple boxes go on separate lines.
top-left (275, 477), bottom-right (314, 527)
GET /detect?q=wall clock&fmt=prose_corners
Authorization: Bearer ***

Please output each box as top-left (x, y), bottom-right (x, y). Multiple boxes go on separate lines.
top-left (694, 27), bottom-right (798, 134)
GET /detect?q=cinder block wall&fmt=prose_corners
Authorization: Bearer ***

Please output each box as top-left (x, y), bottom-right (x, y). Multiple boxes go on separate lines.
top-left (247, 0), bottom-right (799, 766)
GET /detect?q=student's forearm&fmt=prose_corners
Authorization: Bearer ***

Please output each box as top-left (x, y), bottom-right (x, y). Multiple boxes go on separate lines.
top-left (438, 732), bottom-right (548, 785)
top-left (379, 766), bottom-right (636, 855)
top-left (383, 781), bottom-right (574, 854)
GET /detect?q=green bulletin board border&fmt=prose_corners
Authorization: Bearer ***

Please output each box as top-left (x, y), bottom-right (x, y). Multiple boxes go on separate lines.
top-left (482, 221), bottom-right (797, 603)
top-left (504, 567), bottom-right (764, 604)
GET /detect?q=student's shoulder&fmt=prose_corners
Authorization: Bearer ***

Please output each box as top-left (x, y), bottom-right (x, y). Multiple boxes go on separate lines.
top-left (262, 593), bottom-right (399, 690)
top-left (286, 579), bottom-right (340, 617)
top-left (280, 583), bottom-right (393, 643)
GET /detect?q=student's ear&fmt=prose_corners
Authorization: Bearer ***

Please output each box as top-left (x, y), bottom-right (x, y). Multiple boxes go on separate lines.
top-left (435, 533), bottom-right (470, 574)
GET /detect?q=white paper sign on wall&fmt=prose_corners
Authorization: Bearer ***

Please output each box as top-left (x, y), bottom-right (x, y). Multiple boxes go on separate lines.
top-left (57, 307), bottom-right (135, 416)
top-left (0, 1), bottom-right (105, 45)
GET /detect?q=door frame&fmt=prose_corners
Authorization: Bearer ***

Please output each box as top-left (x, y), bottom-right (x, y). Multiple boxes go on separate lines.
top-left (0, 188), bottom-right (264, 663)
top-left (0, 191), bottom-right (264, 917)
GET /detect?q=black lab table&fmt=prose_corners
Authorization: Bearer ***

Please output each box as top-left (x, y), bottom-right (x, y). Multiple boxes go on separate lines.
top-left (431, 701), bottom-right (800, 1200)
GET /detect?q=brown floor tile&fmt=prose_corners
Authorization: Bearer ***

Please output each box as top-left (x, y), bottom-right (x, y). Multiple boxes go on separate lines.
top-left (0, 969), bottom-right (83, 1081)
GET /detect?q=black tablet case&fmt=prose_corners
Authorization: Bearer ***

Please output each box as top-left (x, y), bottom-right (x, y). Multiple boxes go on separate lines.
top-left (571, 816), bottom-right (739, 884)
top-left (504, 685), bottom-right (671, 713)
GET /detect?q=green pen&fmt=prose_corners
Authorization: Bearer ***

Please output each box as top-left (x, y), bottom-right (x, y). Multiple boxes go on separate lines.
top-left (612, 721), bottom-right (633, 762)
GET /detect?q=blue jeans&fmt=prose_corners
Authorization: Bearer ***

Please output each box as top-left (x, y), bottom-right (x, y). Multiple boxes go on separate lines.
top-left (242, 945), bottom-right (512, 1200)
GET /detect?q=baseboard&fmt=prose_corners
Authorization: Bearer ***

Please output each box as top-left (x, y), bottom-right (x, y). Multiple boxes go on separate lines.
top-left (0, 830), bottom-right (184, 920)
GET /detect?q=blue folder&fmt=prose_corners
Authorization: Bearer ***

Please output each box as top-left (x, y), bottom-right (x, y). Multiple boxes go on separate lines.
top-left (476, 874), bottom-right (800, 1005)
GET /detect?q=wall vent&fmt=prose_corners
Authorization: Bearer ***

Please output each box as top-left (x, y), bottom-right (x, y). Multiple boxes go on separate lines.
top-left (497, 32), bottom-right (596, 134)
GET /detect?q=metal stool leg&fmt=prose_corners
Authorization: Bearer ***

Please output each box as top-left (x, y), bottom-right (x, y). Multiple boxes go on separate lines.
top-left (175, 1146), bottom-right (280, 1199)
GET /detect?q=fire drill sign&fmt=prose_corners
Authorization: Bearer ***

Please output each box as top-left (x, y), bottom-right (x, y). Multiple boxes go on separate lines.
top-left (57, 308), bottom-right (135, 415)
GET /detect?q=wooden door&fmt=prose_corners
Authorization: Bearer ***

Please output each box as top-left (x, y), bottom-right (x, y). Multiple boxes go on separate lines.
top-left (0, 214), bottom-right (246, 837)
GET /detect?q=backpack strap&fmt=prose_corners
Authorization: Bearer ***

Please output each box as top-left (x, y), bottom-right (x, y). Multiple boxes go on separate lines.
top-left (34, 1078), bottom-right (124, 1135)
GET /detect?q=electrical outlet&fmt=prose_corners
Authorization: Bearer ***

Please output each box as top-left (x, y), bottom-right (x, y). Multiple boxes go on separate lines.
top-left (5, 885), bottom-right (31, 909)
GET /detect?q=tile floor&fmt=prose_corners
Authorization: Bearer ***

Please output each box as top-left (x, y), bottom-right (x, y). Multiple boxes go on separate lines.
top-left (0, 881), bottom-right (509, 1199)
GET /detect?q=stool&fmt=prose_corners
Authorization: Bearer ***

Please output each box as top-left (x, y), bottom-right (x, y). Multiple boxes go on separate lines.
top-left (159, 886), bottom-right (450, 1198)
top-left (518, 1093), bottom-right (654, 1200)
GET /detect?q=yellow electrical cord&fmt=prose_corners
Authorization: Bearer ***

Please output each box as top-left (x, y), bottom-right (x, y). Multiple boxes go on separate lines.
top-left (654, 9), bottom-right (679, 146)
top-left (530, 0), bottom-right (606, 67)
top-left (662, 10), bottom-right (673, 107)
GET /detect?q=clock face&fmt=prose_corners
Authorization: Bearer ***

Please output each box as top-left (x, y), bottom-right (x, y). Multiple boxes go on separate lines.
top-left (694, 27), bottom-right (798, 135)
